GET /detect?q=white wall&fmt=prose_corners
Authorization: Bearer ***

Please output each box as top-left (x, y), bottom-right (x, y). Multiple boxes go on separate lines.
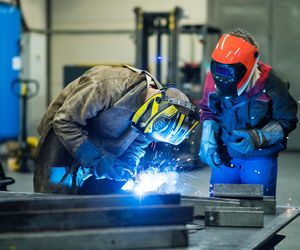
top-left (52, 0), bottom-right (207, 30)
top-left (20, 0), bottom-right (46, 30)
top-left (19, 0), bottom-right (47, 136)
top-left (22, 33), bottom-right (47, 136)
top-left (51, 0), bottom-right (208, 98)
top-left (0, 0), bottom-right (15, 4)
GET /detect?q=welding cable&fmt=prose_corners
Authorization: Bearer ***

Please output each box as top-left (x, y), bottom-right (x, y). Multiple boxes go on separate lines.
top-left (52, 162), bottom-right (80, 194)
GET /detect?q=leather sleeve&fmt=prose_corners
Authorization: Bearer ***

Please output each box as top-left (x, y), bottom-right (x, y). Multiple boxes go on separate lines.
top-left (117, 134), bottom-right (152, 168)
top-left (53, 70), bottom-right (128, 155)
top-left (265, 70), bottom-right (298, 136)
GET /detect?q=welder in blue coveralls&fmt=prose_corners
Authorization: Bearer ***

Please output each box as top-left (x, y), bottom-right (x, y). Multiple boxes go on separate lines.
top-left (199, 28), bottom-right (298, 197)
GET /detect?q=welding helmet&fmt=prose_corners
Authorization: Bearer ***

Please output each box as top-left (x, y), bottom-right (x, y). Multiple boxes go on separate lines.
top-left (210, 34), bottom-right (260, 97)
top-left (132, 88), bottom-right (199, 145)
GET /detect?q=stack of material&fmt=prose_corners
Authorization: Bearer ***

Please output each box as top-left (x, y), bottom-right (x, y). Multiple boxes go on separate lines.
top-left (214, 184), bottom-right (276, 215)
top-left (182, 184), bottom-right (276, 228)
top-left (0, 192), bottom-right (193, 250)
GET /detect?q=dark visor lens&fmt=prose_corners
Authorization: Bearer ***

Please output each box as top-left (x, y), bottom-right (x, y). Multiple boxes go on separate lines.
top-left (152, 116), bottom-right (171, 132)
top-left (214, 64), bottom-right (235, 81)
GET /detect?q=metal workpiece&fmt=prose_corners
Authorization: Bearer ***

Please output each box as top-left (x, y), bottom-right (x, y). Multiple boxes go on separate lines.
top-left (0, 192), bottom-right (193, 249)
top-left (0, 204), bottom-right (194, 233)
top-left (239, 196), bottom-right (276, 214)
top-left (181, 196), bottom-right (240, 217)
top-left (0, 191), bottom-right (299, 249)
top-left (0, 192), bottom-right (181, 211)
top-left (0, 225), bottom-right (188, 250)
top-left (205, 206), bottom-right (264, 227)
top-left (213, 184), bottom-right (264, 199)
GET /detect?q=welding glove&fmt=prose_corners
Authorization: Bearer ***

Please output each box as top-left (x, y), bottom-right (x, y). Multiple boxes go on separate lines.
top-left (114, 140), bottom-right (147, 181)
top-left (199, 119), bottom-right (221, 169)
top-left (228, 121), bottom-right (284, 156)
top-left (75, 140), bottom-right (124, 181)
top-left (113, 159), bottom-right (137, 182)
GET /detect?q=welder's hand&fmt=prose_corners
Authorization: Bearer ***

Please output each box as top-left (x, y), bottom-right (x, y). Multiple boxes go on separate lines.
top-left (93, 158), bottom-right (126, 181)
top-left (228, 129), bottom-right (260, 156)
top-left (75, 140), bottom-right (124, 181)
top-left (200, 142), bottom-right (221, 169)
top-left (113, 159), bottom-right (137, 181)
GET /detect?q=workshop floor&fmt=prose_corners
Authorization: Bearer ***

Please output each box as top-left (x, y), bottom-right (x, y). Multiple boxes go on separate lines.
top-left (4, 152), bottom-right (300, 250)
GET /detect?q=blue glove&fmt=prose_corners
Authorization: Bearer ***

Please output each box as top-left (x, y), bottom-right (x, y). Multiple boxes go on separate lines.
top-left (75, 140), bottom-right (124, 181)
top-left (199, 120), bottom-right (221, 168)
top-left (113, 159), bottom-right (137, 181)
top-left (228, 130), bottom-right (259, 156)
top-left (114, 141), bottom-right (146, 181)
top-left (228, 122), bottom-right (284, 156)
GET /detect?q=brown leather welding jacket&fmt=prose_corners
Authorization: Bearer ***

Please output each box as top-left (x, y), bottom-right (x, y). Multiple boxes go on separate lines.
top-left (34, 65), bottom-right (160, 194)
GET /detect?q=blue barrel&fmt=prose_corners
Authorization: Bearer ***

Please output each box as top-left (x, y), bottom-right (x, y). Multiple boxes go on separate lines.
top-left (0, 3), bottom-right (20, 141)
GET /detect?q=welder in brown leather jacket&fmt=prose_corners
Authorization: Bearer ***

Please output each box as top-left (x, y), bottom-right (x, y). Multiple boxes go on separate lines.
top-left (34, 65), bottom-right (199, 195)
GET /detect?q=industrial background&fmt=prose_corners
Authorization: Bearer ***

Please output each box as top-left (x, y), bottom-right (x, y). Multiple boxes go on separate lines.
top-left (0, 0), bottom-right (299, 249)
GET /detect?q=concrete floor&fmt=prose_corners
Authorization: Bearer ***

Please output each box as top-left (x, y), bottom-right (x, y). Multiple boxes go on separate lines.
top-left (3, 152), bottom-right (300, 250)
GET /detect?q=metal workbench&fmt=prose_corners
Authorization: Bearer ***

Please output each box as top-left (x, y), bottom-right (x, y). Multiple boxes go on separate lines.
top-left (0, 192), bottom-right (298, 250)
top-left (183, 206), bottom-right (300, 250)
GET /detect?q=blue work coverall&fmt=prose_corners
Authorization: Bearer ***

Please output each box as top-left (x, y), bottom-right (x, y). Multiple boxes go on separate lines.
top-left (199, 62), bottom-right (298, 196)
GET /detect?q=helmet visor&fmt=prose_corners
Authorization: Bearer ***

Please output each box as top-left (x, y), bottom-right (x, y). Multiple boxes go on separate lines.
top-left (146, 107), bottom-right (198, 145)
top-left (132, 94), bottom-right (199, 145)
top-left (211, 60), bottom-right (247, 97)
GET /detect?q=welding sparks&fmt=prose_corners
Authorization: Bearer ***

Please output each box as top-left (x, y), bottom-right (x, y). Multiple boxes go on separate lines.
top-left (122, 169), bottom-right (179, 195)
top-left (134, 170), bottom-right (178, 195)
top-left (122, 144), bottom-right (202, 195)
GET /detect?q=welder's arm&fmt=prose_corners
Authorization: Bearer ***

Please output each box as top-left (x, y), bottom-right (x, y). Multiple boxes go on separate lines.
top-left (115, 134), bottom-right (152, 180)
top-left (76, 140), bottom-right (123, 181)
top-left (269, 80), bottom-right (298, 136)
top-left (53, 76), bottom-right (124, 180)
top-left (199, 119), bottom-right (221, 168)
top-left (228, 121), bottom-right (284, 155)
top-left (53, 76), bottom-right (117, 153)
top-left (229, 78), bottom-right (298, 156)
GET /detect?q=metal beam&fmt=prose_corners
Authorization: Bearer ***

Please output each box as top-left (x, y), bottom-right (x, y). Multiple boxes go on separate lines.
top-left (239, 196), bottom-right (276, 214)
top-left (0, 225), bottom-right (188, 250)
top-left (0, 205), bottom-right (193, 233)
top-left (181, 196), bottom-right (240, 217)
top-left (213, 184), bottom-right (264, 199)
top-left (205, 206), bottom-right (264, 227)
top-left (0, 193), bottom-right (181, 211)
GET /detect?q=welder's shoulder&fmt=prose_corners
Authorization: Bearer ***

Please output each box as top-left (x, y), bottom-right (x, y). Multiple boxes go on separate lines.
top-left (81, 65), bottom-right (141, 84)
top-left (265, 69), bottom-right (290, 93)
top-left (81, 65), bottom-right (148, 98)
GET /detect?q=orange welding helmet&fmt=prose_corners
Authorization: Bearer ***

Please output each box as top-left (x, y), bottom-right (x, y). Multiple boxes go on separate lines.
top-left (210, 34), bottom-right (260, 97)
